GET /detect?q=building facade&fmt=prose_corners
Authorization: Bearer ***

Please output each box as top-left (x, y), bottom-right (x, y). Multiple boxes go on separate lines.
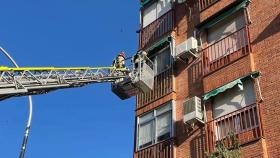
top-left (133, 0), bottom-right (280, 157)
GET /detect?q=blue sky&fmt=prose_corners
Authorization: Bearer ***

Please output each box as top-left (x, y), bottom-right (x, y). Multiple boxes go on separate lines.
top-left (0, 1), bottom-right (139, 158)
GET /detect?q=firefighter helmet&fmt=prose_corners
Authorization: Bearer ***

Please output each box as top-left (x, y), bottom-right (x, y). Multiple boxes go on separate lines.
top-left (118, 51), bottom-right (126, 58)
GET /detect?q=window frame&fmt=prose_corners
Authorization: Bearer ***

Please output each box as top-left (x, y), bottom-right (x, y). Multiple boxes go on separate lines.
top-left (205, 10), bottom-right (247, 62)
top-left (138, 117), bottom-right (155, 149)
top-left (206, 10), bottom-right (246, 44)
top-left (212, 79), bottom-right (256, 119)
top-left (141, 0), bottom-right (172, 28)
top-left (136, 102), bottom-right (173, 151)
top-left (149, 46), bottom-right (172, 76)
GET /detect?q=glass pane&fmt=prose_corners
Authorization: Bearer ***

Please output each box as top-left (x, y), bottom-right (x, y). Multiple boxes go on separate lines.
top-left (139, 112), bottom-right (154, 124)
top-left (156, 112), bottom-right (171, 141)
top-left (155, 48), bottom-right (171, 75)
top-left (208, 11), bottom-right (245, 45)
top-left (143, 2), bottom-right (157, 27)
top-left (215, 121), bottom-right (224, 140)
top-left (156, 102), bottom-right (171, 116)
top-left (213, 80), bottom-right (256, 119)
top-left (157, 0), bottom-right (172, 18)
top-left (139, 121), bottom-right (154, 148)
top-left (234, 115), bottom-right (242, 133)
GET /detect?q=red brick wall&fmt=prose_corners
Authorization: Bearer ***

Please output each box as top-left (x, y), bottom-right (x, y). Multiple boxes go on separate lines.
top-left (200, 0), bottom-right (236, 22)
top-left (134, 0), bottom-right (280, 157)
top-left (249, 0), bottom-right (280, 157)
top-left (173, 4), bottom-right (205, 156)
top-left (175, 127), bottom-right (206, 158)
top-left (174, 59), bottom-right (205, 158)
top-left (136, 92), bottom-right (176, 116)
top-left (203, 54), bottom-right (253, 93)
top-left (240, 139), bottom-right (267, 158)
top-left (174, 0), bottom-right (200, 45)
top-left (171, 0), bottom-right (280, 157)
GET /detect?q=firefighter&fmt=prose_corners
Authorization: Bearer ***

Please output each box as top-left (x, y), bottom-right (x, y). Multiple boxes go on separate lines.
top-left (115, 51), bottom-right (126, 68)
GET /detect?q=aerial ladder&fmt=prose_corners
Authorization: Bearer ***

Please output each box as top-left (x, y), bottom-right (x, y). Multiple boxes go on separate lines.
top-left (0, 66), bottom-right (130, 100)
top-left (0, 51), bottom-right (154, 101)
top-left (0, 48), bottom-right (155, 158)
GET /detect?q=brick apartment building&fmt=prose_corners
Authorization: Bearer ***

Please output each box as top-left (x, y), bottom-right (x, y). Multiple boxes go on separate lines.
top-left (132, 0), bottom-right (280, 157)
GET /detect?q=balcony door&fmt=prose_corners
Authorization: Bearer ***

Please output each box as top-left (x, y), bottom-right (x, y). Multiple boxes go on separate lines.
top-left (207, 11), bottom-right (246, 62)
top-left (152, 47), bottom-right (172, 76)
top-left (213, 80), bottom-right (256, 119)
top-left (212, 79), bottom-right (257, 139)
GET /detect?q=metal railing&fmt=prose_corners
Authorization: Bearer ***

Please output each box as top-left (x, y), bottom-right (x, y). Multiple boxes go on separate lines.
top-left (206, 103), bottom-right (263, 152)
top-left (136, 68), bottom-right (173, 109)
top-left (135, 139), bottom-right (174, 158)
top-left (202, 26), bottom-right (251, 75)
top-left (139, 10), bottom-right (174, 49)
top-left (199, 0), bottom-right (220, 11)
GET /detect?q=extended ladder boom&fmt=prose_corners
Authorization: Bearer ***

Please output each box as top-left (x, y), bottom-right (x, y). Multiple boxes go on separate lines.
top-left (0, 66), bottom-right (129, 100)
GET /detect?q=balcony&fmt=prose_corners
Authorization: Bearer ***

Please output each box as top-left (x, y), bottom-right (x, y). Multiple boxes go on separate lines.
top-left (139, 10), bottom-right (174, 50)
top-left (206, 103), bottom-right (263, 153)
top-left (199, 0), bottom-right (220, 11)
top-left (134, 139), bottom-right (174, 158)
top-left (202, 26), bottom-right (251, 76)
top-left (136, 68), bottom-right (173, 109)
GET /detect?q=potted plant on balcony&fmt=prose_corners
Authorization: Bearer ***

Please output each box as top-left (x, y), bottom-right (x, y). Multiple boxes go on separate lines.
top-left (206, 132), bottom-right (241, 158)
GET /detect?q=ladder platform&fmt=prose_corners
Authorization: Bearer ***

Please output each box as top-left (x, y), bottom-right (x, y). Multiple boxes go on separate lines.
top-left (111, 79), bottom-right (138, 100)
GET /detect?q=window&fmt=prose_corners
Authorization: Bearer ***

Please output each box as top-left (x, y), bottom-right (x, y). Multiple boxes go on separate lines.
top-left (137, 102), bottom-right (172, 150)
top-left (151, 47), bottom-right (171, 75)
top-left (207, 11), bottom-right (247, 62)
top-left (208, 11), bottom-right (245, 44)
top-left (142, 0), bottom-right (172, 27)
top-left (212, 79), bottom-right (258, 139)
top-left (138, 113), bottom-right (154, 148)
top-left (213, 80), bottom-right (255, 118)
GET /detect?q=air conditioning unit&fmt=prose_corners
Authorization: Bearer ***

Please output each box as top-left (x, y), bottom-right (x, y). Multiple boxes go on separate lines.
top-left (183, 96), bottom-right (204, 125)
top-left (175, 37), bottom-right (198, 62)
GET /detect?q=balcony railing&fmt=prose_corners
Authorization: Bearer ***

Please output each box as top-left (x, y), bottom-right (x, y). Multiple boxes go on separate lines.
top-left (206, 103), bottom-right (263, 153)
top-left (135, 139), bottom-right (174, 158)
top-left (202, 26), bottom-right (251, 75)
top-left (139, 10), bottom-right (174, 49)
top-left (199, 0), bottom-right (220, 11)
top-left (136, 68), bottom-right (173, 109)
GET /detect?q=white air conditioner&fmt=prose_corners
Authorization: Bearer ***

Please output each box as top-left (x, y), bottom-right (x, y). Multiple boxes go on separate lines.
top-left (175, 37), bottom-right (198, 62)
top-left (183, 96), bottom-right (204, 125)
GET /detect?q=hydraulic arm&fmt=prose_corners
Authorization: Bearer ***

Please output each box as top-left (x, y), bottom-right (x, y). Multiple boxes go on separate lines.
top-left (0, 66), bottom-right (129, 100)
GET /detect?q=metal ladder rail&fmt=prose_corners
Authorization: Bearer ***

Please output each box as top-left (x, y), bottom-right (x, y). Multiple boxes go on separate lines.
top-left (0, 66), bottom-right (129, 100)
